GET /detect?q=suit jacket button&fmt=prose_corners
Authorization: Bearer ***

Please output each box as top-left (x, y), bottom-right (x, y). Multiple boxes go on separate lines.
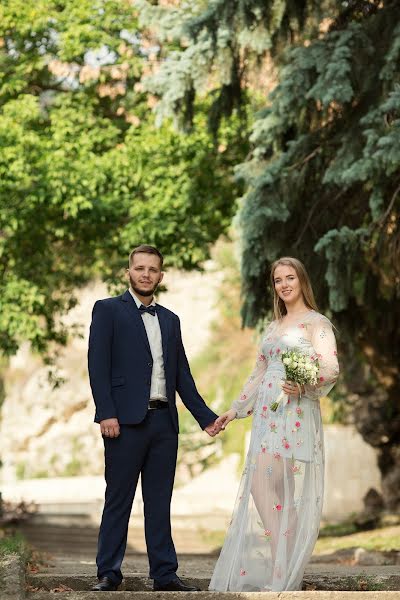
top-left (148, 362), bottom-right (152, 367)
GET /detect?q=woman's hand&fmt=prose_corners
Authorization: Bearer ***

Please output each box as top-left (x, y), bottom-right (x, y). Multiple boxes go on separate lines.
top-left (214, 408), bottom-right (237, 432)
top-left (281, 380), bottom-right (304, 398)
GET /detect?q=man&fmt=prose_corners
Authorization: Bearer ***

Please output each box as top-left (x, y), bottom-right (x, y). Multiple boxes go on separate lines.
top-left (88, 245), bottom-right (219, 592)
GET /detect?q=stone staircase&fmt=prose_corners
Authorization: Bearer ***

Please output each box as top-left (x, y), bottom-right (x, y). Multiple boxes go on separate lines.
top-left (18, 512), bottom-right (217, 556)
top-left (2, 512), bottom-right (399, 600)
top-left (24, 550), bottom-right (400, 599)
top-left (2, 550), bottom-right (400, 600)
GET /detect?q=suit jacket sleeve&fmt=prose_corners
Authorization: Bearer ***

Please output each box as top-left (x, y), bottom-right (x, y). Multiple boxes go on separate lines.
top-left (88, 300), bottom-right (117, 422)
top-left (175, 317), bottom-right (218, 429)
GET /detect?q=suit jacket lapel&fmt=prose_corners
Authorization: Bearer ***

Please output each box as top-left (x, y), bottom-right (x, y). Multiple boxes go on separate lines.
top-left (156, 305), bottom-right (170, 365)
top-left (120, 290), bottom-right (152, 358)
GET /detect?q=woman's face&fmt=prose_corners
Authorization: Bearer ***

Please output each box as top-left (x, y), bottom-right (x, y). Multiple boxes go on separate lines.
top-left (273, 264), bottom-right (303, 306)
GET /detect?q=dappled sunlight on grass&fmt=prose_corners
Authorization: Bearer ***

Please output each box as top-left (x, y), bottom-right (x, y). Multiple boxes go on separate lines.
top-left (314, 525), bottom-right (400, 554)
top-left (199, 525), bottom-right (400, 556)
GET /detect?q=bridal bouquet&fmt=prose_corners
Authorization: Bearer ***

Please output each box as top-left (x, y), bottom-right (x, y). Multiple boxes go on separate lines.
top-left (270, 349), bottom-right (319, 412)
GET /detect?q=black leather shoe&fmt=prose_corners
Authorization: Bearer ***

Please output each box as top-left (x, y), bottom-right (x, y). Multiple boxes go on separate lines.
top-left (153, 576), bottom-right (200, 592)
top-left (91, 576), bottom-right (119, 591)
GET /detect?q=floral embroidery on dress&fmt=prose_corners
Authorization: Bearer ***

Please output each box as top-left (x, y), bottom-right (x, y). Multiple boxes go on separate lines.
top-left (264, 529), bottom-right (272, 539)
top-left (212, 312), bottom-right (339, 594)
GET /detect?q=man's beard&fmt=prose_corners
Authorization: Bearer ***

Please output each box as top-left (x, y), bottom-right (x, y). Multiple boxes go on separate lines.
top-left (129, 275), bottom-right (159, 297)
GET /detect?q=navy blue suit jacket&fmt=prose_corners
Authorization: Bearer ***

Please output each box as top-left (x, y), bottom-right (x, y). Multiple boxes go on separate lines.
top-left (88, 290), bottom-right (218, 432)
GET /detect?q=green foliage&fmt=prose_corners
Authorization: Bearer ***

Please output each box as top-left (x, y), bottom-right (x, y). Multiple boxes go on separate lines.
top-left (236, 4), bottom-right (400, 511)
top-left (234, 6), bottom-right (400, 331)
top-left (0, 532), bottom-right (30, 560)
top-left (138, 0), bottom-right (332, 131)
top-left (0, 0), bottom-right (245, 358)
top-left (153, 0), bottom-right (400, 509)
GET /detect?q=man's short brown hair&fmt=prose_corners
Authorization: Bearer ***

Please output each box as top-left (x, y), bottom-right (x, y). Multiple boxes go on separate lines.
top-left (128, 245), bottom-right (164, 268)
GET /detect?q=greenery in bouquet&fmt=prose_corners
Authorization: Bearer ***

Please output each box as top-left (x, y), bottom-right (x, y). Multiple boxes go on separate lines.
top-left (281, 349), bottom-right (319, 387)
top-left (270, 350), bottom-right (319, 411)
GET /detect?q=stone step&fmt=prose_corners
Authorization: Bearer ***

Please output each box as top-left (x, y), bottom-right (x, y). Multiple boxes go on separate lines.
top-left (27, 570), bottom-right (400, 593)
top-left (26, 592), bottom-right (400, 600)
top-left (19, 523), bottom-right (214, 555)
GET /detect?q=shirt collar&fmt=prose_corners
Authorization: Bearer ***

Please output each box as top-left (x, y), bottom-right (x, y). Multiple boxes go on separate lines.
top-left (129, 288), bottom-right (156, 309)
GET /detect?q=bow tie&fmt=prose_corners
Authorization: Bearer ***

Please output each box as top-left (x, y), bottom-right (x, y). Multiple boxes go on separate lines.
top-left (139, 304), bottom-right (156, 316)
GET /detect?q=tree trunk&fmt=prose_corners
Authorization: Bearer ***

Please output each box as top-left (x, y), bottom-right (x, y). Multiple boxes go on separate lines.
top-left (353, 381), bottom-right (400, 512)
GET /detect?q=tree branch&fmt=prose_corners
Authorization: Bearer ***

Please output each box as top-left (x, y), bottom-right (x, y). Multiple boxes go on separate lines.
top-left (378, 180), bottom-right (400, 227)
top-left (288, 147), bottom-right (320, 171)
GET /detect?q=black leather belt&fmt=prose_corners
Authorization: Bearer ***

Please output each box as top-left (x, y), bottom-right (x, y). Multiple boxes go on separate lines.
top-left (148, 399), bottom-right (169, 410)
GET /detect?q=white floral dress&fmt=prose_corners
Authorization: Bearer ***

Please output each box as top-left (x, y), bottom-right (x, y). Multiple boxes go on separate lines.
top-left (209, 310), bottom-right (339, 592)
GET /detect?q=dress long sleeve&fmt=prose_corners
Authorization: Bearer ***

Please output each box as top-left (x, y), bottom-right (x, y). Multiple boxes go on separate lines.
top-left (305, 315), bottom-right (339, 400)
top-left (231, 332), bottom-right (270, 419)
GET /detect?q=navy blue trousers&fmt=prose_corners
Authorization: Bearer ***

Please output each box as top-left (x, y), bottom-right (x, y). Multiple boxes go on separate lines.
top-left (96, 409), bottom-right (178, 585)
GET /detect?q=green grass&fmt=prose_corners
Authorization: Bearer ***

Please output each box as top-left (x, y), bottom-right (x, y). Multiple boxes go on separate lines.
top-left (315, 525), bottom-right (400, 554)
top-left (0, 531), bottom-right (31, 561)
top-left (199, 524), bottom-right (400, 555)
top-left (342, 573), bottom-right (386, 592)
top-left (319, 517), bottom-right (359, 537)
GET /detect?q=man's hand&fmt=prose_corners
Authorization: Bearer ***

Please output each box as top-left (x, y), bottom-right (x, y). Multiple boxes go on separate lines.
top-left (214, 409), bottom-right (237, 432)
top-left (100, 418), bottom-right (120, 438)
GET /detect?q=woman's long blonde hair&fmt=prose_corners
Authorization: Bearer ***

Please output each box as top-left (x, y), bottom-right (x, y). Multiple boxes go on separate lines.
top-left (270, 257), bottom-right (319, 320)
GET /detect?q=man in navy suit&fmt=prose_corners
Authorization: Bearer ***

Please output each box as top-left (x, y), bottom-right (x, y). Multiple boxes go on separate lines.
top-left (88, 245), bottom-right (219, 592)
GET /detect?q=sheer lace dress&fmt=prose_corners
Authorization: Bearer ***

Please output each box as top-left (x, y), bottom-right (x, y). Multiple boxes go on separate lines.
top-left (209, 310), bottom-right (339, 592)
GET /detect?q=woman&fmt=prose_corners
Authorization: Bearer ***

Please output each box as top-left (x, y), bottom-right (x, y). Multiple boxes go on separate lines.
top-left (209, 257), bottom-right (339, 592)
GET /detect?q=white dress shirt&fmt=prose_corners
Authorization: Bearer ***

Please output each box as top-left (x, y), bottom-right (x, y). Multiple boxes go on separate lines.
top-left (129, 289), bottom-right (168, 402)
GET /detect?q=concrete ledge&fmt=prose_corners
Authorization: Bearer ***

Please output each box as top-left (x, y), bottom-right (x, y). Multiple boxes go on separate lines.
top-left (25, 591), bottom-right (400, 599)
top-left (0, 553), bottom-right (25, 600)
top-left (27, 569), bottom-right (400, 593)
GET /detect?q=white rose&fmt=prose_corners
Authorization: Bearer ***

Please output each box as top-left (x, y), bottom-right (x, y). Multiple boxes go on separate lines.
top-left (283, 357), bottom-right (291, 365)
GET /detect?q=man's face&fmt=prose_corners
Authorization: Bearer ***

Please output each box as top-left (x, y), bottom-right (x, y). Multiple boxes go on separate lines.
top-left (126, 252), bottom-right (164, 297)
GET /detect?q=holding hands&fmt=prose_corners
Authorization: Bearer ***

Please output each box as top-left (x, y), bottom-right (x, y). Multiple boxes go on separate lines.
top-left (205, 409), bottom-right (237, 436)
top-left (101, 412), bottom-right (238, 440)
